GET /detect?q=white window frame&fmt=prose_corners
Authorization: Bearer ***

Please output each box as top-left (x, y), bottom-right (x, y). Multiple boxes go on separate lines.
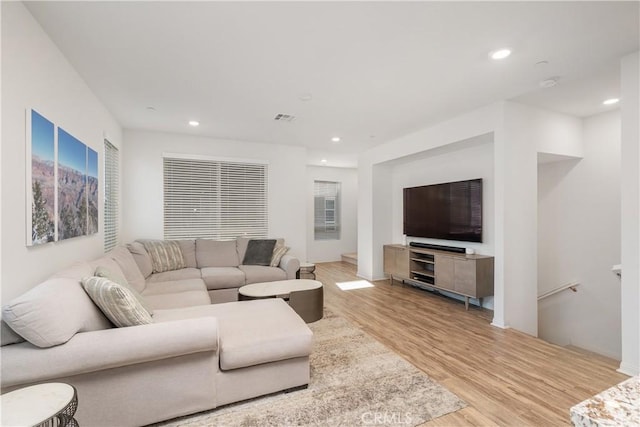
top-left (163, 153), bottom-right (268, 240)
top-left (314, 180), bottom-right (341, 240)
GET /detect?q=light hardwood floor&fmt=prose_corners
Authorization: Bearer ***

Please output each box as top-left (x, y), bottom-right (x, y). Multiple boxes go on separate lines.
top-left (316, 261), bottom-right (628, 426)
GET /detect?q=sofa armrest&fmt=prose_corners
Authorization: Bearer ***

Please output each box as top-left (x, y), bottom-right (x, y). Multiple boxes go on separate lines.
top-left (1, 317), bottom-right (218, 388)
top-left (279, 254), bottom-right (300, 279)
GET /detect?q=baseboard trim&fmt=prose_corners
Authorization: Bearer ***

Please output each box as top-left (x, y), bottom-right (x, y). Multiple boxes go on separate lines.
top-left (617, 362), bottom-right (639, 376)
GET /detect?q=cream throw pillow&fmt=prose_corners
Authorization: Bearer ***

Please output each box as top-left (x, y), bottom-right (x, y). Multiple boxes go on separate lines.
top-left (94, 266), bottom-right (153, 315)
top-left (270, 245), bottom-right (289, 267)
top-left (82, 276), bottom-right (153, 327)
top-left (139, 240), bottom-right (186, 273)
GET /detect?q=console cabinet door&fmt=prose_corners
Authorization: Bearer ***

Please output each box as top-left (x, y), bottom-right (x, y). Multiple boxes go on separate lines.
top-left (454, 258), bottom-right (476, 296)
top-left (383, 245), bottom-right (409, 279)
top-left (435, 255), bottom-right (454, 290)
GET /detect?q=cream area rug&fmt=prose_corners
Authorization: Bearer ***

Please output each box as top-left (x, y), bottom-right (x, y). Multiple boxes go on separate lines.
top-left (157, 311), bottom-right (466, 427)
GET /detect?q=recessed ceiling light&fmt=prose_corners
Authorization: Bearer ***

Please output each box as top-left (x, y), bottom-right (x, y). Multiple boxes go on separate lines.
top-left (490, 48), bottom-right (511, 60)
top-left (331, 137), bottom-right (341, 143)
top-left (189, 120), bottom-right (200, 127)
top-left (299, 93), bottom-right (313, 101)
top-left (603, 98), bottom-right (619, 105)
top-left (320, 159), bottom-right (327, 164)
top-left (146, 106), bottom-right (156, 112)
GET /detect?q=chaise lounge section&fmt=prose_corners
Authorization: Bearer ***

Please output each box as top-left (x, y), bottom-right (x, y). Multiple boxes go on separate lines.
top-left (1, 237), bottom-right (311, 426)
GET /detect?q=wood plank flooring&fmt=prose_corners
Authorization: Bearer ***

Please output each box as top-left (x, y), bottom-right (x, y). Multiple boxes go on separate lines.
top-left (316, 261), bottom-right (628, 427)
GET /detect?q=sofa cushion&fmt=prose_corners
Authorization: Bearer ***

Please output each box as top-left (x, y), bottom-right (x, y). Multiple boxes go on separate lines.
top-left (153, 299), bottom-right (312, 370)
top-left (2, 277), bottom-right (112, 348)
top-left (82, 276), bottom-right (153, 327)
top-left (142, 278), bottom-right (207, 296)
top-left (144, 291), bottom-right (212, 310)
top-left (238, 265), bottom-right (287, 284)
top-left (200, 267), bottom-right (246, 290)
top-left (146, 268), bottom-right (201, 284)
top-left (140, 240), bottom-right (186, 273)
top-left (196, 239), bottom-right (239, 268)
top-left (177, 240), bottom-right (197, 268)
top-left (95, 266), bottom-right (154, 315)
top-left (107, 246), bottom-right (147, 292)
top-left (127, 241), bottom-right (153, 278)
top-left (242, 239), bottom-right (277, 266)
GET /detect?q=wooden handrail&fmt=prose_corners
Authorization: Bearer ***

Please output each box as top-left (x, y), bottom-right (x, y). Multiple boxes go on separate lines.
top-left (537, 281), bottom-right (580, 301)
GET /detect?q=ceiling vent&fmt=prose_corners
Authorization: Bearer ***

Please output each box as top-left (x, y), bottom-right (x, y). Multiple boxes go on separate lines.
top-left (274, 114), bottom-right (296, 122)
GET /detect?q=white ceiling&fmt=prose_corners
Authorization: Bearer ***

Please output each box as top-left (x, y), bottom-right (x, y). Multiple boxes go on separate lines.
top-left (25, 1), bottom-right (639, 167)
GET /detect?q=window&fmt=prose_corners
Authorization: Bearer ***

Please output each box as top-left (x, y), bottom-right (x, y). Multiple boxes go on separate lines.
top-left (314, 180), bottom-right (340, 240)
top-left (104, 140), bottom-right (119, 251)
top-left (163, 155), bottom-right (268, 240)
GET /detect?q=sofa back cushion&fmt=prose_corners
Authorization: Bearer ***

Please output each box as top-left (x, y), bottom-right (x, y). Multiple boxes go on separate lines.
top-left (196, 239), bottom-right (239, 267)
top-left (107, 246), bottom-right (146, 292)
top-left (177, 240), bottom-right (197, 268)
top-left (2, 275), bottom-right (113, 348)
top-left (127, 242), bottom-right (153, 278)
top-left (139, 240), bottom-right (186, 273)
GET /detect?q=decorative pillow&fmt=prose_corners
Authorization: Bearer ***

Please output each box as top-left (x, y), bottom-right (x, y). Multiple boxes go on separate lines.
top-left (82, 276), bottom-right (153, 328)
top-left (243, 239), bottom-right (277, 266)
top-left (139, 240), bottom-right (186, 273)
top-left (95, 266), bottom-right (153, 315)
top-left (270, 245), bottom-right (290, 267)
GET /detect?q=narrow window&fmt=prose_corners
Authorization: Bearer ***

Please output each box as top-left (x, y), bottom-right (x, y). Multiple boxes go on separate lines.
top-left (314, 180), bottom-right (341, 240)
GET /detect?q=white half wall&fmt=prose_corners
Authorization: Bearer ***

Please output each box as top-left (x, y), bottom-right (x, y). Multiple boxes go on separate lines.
top-left (620, 51), bottom-right (640, 376)
top-left (306, 166), bottom-right (357, 263)
top-left (121, 130), bottom-right (308, 261)
top-left (538, 111), bottom-right (621, 359)
top-left (1, 2), bottom-right (122, 301)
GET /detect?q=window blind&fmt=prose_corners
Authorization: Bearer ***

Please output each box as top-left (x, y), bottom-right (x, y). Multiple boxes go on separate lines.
top-left (104, 140), bottom-right (119, 252)
top-left (163, 156), bottom-right (268, 240)
top-left (314, 180), bottom-right (341, 240)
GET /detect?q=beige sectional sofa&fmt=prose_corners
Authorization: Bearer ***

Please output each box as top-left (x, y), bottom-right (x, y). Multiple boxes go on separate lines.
top-left (1, 238), bottom-right (311, 426)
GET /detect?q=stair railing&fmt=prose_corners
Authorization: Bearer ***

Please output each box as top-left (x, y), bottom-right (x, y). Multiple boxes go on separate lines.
top-left (537, 281), bottom-right (580, 301)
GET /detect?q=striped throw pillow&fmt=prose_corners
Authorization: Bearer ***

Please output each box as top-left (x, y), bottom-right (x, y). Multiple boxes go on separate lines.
top-left (139, 240), bottom-right (186, 273)
top-left (82, 276), bottom-right (153, 327)
top-left (94, 266), bottom-right (153, 315)
top-left (270, 245), bottom-right (290, 267)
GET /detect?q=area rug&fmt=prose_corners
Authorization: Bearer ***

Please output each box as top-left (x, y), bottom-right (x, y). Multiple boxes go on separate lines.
top-left (157, 311), bottom-right (466, 426)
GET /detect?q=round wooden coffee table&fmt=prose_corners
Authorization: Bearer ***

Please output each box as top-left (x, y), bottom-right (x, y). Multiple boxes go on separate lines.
top-left (239, 279), bottom-right (324, 323)
top-left (0, 382), bottom-right (78, 426)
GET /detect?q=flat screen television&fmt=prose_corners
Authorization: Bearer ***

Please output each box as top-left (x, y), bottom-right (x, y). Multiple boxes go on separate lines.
top-left (403, 178), bottom-right (482, 243)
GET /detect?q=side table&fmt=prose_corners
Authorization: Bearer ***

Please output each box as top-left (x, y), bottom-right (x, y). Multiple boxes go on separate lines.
top-left (1, 383), bottom-right (78, 427)
top-left (297, 262), bottom-right (316, 280)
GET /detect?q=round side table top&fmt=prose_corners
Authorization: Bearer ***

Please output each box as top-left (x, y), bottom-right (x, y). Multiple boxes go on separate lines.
top-left (1, 383), bottom-right (76, 426)
top-left (299, 262), bottom-right (316, 270)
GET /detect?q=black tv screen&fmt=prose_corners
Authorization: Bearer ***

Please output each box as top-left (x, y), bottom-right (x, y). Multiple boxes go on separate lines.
top-left (403, 178), bottom-right (482, 243)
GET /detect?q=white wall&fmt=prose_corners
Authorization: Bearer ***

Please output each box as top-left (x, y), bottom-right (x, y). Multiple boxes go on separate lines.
top-left (1, 2), bottom-right (123, 301)
top-left (538, 111), bottom-right (621, 359)
top-left (122, 130), bottom-right (308, 261)
top-left (619, 51), bottom-right (639, 375)
top-left (306, 166), bottom-right (357, 263)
